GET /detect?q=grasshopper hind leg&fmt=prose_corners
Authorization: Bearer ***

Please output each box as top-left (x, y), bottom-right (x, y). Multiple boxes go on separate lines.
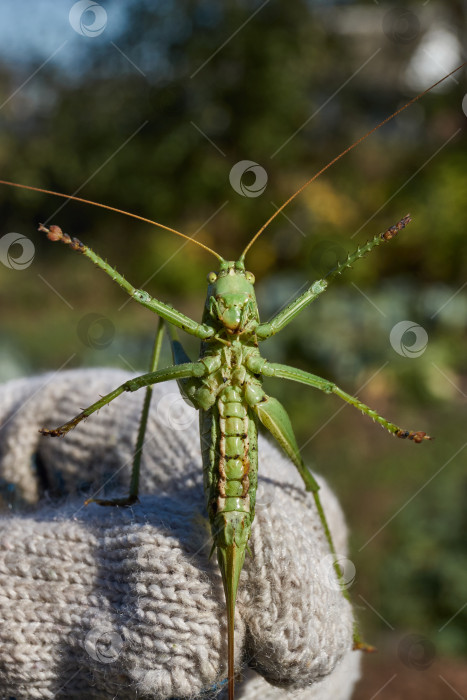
top-left (84, 320), bottom-right (166, 508)
top-left (252, 392), bottom-right (375, 651)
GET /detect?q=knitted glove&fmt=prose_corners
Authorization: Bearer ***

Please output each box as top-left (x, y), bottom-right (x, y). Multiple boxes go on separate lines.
top-left (0, 370), bottom-right (361, 699)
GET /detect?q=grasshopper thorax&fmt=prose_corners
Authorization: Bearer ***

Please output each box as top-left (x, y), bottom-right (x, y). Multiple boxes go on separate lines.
top-left (206, 260), bottom-right (258, 334)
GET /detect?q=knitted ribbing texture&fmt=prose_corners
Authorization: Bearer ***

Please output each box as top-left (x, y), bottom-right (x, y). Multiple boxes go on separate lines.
top-left (0, 369), bottom-right (361, 699)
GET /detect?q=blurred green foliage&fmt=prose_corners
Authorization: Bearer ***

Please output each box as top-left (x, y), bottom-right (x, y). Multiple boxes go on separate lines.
top-left (0, 0), bottom-right (466, 658)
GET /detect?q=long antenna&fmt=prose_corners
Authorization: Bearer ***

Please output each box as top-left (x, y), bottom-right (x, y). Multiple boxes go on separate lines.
top-left (0, 179), bottom-right (223, 261)
top-left (240, 61), bottom-right (466, 261)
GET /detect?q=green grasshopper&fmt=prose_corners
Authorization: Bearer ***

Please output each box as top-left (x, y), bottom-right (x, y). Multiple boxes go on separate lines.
top-left (1, 63), bottom-right (464, 699)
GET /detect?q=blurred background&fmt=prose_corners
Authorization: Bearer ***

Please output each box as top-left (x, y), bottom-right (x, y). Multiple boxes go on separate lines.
top-left (0, 1), bottom-right (466, 697)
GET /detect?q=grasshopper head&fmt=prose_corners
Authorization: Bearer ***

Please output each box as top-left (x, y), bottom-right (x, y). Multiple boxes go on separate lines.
top-left (206, 260), bottom-right (258, 334)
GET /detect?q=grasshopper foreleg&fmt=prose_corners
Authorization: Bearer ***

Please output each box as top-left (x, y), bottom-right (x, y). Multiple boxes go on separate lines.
top-left (38, 224), bottom-right (214, 340)
top-left (256, 215), bottom-right (412, 340)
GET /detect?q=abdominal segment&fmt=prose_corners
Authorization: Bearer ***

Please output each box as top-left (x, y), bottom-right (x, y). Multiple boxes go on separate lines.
top-left (217, 386), bottom-right (251, 514)
top-left (200, 384), bottom-right (258, 550)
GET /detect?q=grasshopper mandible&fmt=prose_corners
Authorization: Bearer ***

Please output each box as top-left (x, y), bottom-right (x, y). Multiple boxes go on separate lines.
top-left (1, 62), bottom-right (464, 700)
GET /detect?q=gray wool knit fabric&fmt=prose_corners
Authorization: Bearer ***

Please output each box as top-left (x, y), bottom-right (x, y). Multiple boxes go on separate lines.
top-left (0, 369), bottom-right (361, 699)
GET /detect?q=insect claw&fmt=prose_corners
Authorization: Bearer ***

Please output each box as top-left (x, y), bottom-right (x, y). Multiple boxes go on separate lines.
top-left (39, 223), bottom-right (86, 251)
top-left (353, 640), bottom-right (377, 653)
top-left (39, 223), bottom-right (64, 242)
top-left (381, 214), bottom-right (412, 241)
top-left (412, 431), bottom-right (433, 443)
top-left (39, 427), bottom-right (61, 437)
top-left (395, 429), bottom-right (432, 443)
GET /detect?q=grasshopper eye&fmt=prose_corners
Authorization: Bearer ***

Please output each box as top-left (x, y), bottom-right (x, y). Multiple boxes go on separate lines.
top-left (207, 272), bottom-right (217, 284)
top-left (245, 271), bottom-right (255, 284)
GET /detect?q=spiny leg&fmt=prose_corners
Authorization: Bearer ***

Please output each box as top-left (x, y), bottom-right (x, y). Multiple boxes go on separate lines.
top-left (38, 224), bottom-right (214, 340)
top-left (85, 319), bottom-right (166, 507)
top-left (251, 393), bottom-right (372, 649)
top-left (248, 357), bottom-right (431, 442)
top-left (252, 393), bottom-right (345, 563)
top-left (40, 361), bottom-right (205, 438)
top-left (256, 215), bottom-right (411, 339)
